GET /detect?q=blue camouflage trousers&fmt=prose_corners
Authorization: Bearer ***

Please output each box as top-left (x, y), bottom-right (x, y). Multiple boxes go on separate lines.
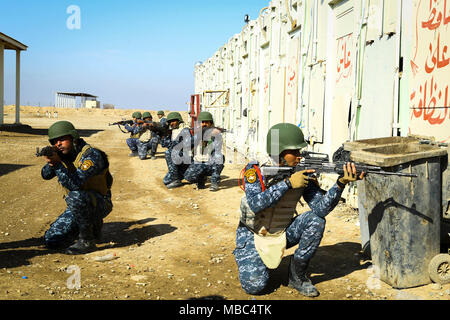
top-left (126, 138), bottom-right (139, 152)
top-left (233, 211), bottom-right (326, 295)
top-left (184, 162), bottom-right (224, 184)
top-left (44, 190), bottom-right (112, 249)
top-left (137, 138), bottom-right (159, 159)
top-left (163, 149), bottom-right (189, 185)
top-left (160, 135), bottom-right (171, 148)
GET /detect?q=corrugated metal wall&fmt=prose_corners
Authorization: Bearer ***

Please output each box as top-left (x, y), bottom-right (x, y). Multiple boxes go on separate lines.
top-left (194, 0), bottom-right (450, 161)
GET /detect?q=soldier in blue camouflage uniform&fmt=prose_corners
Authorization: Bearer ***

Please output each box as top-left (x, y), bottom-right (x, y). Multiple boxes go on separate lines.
top-left (184, 111), bottom-right (224, 191)
top-left (156, 111), bottom-right (171, 149)
top-left (162, 112), bottom-right (193, 189)
top-left (234, 123), bottom-right (364, 296)
top-left (136, 112), bottom-right (160, 160)
top-left (41, 121), bottom-right (113, 254)
top-left (125, 111), bottom-right (143, 157)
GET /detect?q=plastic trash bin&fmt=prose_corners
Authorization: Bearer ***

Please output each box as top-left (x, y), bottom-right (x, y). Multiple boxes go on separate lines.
top-left (344, 137), bottom-right (419, 255)
top-left (345, 138), bottom-right (447, 288)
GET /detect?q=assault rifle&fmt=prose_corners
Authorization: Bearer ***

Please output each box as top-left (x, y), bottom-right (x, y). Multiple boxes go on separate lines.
top-left (35, 146), bottom-right (56, 157)
top-left (214, 127), bottom-right (232, 134)
top-left (109, 119), bottom-right (134, 133)
top-left (193, 126), bottom-right (232, 135)
top-left (260, 150), bottom-right (417, 181)
top-left (109, 119), bottom-right (134, 126)
top-left (137, 119), bottom-right (171, 137)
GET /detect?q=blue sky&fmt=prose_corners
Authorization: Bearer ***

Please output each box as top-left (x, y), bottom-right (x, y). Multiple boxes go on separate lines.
top-left (1, 0), bottom-right (268, 111)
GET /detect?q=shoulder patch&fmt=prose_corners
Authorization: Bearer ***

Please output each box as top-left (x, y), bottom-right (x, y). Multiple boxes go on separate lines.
top-left (245, 168), bottom-right (257, 184)
top-left (80, 159), bottom-right (94, 171)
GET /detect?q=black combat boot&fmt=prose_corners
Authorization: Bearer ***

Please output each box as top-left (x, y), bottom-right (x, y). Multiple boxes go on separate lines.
top-left (66, 225), bottom-right (97, 255)
top-left (167, 180), bottom-right (183, 189)
top-left (196, 176), bottom-right (207, 189)
top-left (288, 257), bottom-right (319, 297)
top-left (209, 182), bottom-right (219, 192)
top-left (93, 218), bottom-right (103, 241)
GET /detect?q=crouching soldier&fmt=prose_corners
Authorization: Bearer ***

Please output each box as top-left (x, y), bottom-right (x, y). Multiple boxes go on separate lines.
top-left (41, 121), bottom-right (113, 254)
top-left (184, 111), bottom-right (224, 191)
top-left (163, 112), bottom-right (193, 189)
top-left (137, 112), bottom-right (159, 160)
top-left (125, 111), bottom-right (143, 157)
top-left (233, 123), bottom-right (364, 296)
top-left (157, 110), bottom-right (171, 148)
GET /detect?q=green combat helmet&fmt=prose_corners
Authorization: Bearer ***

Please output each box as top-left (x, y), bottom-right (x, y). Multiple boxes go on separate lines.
top-left (48, 120), bottom-right (79, 142)
top-left (167, 112), bottom-right (184, 123)
top-left (197, 111), bottom-right (214, 122)
top-left (157, 111), bottom-right (165, 116)
top-left (132, 111), bottom-right (142, 119)
top-left (266, 123), bottom-right (307, 156)
top-left (142, 112), bottom-right (152, 119)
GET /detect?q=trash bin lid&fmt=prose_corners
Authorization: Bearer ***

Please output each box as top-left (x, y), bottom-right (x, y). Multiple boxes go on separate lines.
top-left (343, 137), bottom-right (418, 152)
top-left (350, 143), bottom-right (448, 167)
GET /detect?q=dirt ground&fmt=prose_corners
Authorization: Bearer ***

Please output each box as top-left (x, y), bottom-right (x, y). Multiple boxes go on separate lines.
top-left (0, 106), bottom-right (448, 301)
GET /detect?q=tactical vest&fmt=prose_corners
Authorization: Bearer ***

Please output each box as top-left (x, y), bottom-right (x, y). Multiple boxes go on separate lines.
top-left (171, 122), bottom-right (189, 141)
top-left (130, 124), bottom-right (141, 139)
top-left (60, 144), bottom-right (112, 197)
top-left (240, 187), bottom-right (304, 236)
top-left (138, 128), bottom-right (152, 142)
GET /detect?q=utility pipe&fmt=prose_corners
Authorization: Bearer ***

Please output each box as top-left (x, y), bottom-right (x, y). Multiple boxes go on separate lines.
top-left (313, 0), bottom-right (319, 62)
top-left (392, 0), bottom-right (402, 137)
top-left (284, 0), bottom-right (297, 29)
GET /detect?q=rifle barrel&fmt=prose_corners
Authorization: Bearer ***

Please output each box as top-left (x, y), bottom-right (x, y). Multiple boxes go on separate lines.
top-left (261, 162), bottom-right (417, 178)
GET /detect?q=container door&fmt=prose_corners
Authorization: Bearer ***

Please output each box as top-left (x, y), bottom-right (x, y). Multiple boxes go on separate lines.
top-left (331, 0), bottom-right (356, 153)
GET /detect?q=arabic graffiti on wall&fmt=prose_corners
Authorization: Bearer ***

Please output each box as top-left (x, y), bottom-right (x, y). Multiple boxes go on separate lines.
top-left (410, 0), bottom-right (450, 142)
top-left (336, 33), bottom-right (353, 83)
top-left (285, 37), bottom-right (300, 123)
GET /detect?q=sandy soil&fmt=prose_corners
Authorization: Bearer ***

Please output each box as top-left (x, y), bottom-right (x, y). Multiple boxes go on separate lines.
top-left (0, 106), bottom-right (448, 301)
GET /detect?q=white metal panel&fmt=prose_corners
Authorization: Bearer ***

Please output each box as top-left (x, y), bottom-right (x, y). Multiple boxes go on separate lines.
top-left (383, 0), bottom-right (398, 35)
top-left (358, 36), bottom-right (398, 139)
top-left (330, 0), bottom-right (355, 153)
top-left (307, 63), bottom-right (326, 143)
top-left (366, 0), bottom-right (383, 42)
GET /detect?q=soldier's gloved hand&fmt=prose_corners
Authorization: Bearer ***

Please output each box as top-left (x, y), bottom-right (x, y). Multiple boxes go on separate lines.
top-left (289, 170), bottom-right (310, 189)
top-left (337, 162), bottom-right (365, 188)
top-left (45, 151), bottom-right (61, 167)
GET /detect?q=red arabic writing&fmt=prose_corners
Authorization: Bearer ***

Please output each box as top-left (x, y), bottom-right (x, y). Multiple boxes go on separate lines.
top-left (421, 0), bottom-right (450, 30)
top-left (336, 33), bottom-right (352, 83)
top-left (411, 76), bottom-right (449, 125)
top-left (411, 0), bottom-right (449, 127)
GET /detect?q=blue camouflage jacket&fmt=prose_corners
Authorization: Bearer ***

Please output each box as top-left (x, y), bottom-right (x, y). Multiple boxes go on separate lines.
top-left (41, 139), bottom-right (110, 193)
top-left (242, 161), bottom-right (343, 219)
top-left (124, 122), bottom-right (142, 137)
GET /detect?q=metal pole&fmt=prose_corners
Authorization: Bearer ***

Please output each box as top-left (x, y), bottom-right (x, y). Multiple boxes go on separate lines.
top-left (0, 43), bottom-right (4, 126)
top-left (15, 50), bottom-right (20, 124)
